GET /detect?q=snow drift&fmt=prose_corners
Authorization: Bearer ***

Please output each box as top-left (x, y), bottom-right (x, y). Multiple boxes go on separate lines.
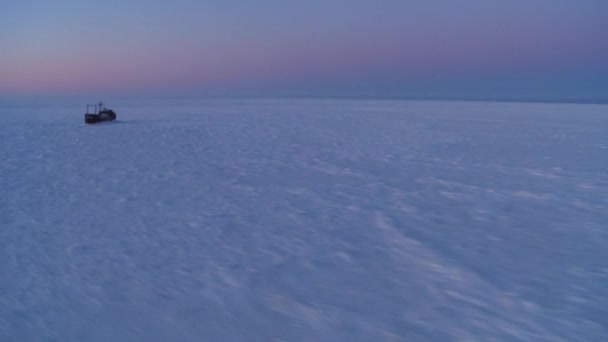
top-left (1, 99), bottom-right (607, 341)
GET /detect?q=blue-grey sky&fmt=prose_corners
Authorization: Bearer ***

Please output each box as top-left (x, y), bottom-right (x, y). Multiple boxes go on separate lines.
top-left (1, 0), bottom-right (607, 102)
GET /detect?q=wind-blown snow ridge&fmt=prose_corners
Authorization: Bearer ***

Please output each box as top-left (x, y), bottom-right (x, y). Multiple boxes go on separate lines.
top-left (1, 99), bottom-right (607, 341)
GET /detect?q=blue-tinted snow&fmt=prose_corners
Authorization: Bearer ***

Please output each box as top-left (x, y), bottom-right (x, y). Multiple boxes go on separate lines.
top-left (1, 99), bottom-right (607, 341)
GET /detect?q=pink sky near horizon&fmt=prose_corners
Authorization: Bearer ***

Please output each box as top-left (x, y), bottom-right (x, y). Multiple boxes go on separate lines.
top-left (1, 0), bottom-right (606, 99)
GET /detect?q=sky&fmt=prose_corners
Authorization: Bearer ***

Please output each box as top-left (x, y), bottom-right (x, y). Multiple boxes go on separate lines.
top-left (1, 0), bottom-right (607, 102)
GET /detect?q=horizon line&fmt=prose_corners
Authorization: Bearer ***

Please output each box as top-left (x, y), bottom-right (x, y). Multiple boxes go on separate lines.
top-left (1, 95), bottom-right (607, 106)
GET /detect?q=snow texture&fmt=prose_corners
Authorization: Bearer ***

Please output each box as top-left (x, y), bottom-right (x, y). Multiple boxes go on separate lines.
top-left (1, 99), bottom-right (607, 341)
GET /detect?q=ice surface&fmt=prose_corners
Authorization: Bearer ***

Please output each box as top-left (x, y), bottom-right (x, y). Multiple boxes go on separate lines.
top-left (1, 99), bottom-right (607, 341)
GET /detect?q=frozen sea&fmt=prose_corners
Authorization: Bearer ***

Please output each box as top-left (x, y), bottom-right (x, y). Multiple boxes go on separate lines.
top-left (1, 99), bottom-right (607, 341)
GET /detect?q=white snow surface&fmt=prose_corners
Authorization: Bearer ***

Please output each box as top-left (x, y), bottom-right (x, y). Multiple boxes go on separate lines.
top-left (1, 99), bottom-right (607, 341)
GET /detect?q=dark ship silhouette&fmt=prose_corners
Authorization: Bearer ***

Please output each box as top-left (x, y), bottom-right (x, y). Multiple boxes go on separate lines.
top-left (84, 102), bottom-right (117, 124)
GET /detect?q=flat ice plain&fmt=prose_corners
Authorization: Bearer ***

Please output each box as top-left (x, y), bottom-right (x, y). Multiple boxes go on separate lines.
top-left (1, 99), bottom-right (607, 341)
